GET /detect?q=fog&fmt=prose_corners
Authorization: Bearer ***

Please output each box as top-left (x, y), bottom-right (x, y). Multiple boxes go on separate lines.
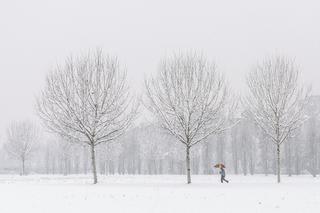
top-left (0, 0), bottom-right (319, 135)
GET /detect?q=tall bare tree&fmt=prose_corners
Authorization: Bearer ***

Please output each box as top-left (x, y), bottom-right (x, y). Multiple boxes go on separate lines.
top-left (245, 56), bottom-right (310, 183)
top-left (37, 49), bottom-right (138, 184)
top-left (4, 121), bottom-right (39, 175)
top-left (145, 52), bottom-right (232, 184)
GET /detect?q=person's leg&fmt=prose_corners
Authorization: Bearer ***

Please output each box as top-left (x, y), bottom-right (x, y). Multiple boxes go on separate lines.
top-left (223, 177), bottom-right (229, 183)
top-left (221, 176), bottom-right (228, 183)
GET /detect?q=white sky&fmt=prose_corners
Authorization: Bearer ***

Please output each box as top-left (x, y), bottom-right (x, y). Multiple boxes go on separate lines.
top-left (0, 0), bottom-right (319, 137)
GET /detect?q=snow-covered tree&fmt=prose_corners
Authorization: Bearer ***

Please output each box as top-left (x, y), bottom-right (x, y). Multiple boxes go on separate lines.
top-left (244, 56), bottom-right (310, 183)
top-left (37, 49), bottom-right (138, 184)
top-left (4, 121), bottom-right (39, 175)
top-left (145, 52), bottom-right (232, 183)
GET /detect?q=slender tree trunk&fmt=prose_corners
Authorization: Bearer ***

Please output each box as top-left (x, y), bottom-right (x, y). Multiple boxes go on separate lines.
top-left (137, 158), bottom-right (141, 174)
top-left (75, 155), bottom-right (79, 174)
top-left (243, 152), bottom-right (247, 176)
top-left (204, 142), bottom-right (210, 174)
top-left (295, 148), bottom-right (300, 175)
top-left (288, 142), bottom-right (292, 176)
top-left (52, 156), bottom-right (56, 174)
top-left (233, 148), bottom-right (239, 174)
top-left (249, 153), bottom-right (254, 175)
top-left (277, 144), bottom-right (281, 183)
top-left (186, 146), bottom-right (191, 184)
top-left (63, 155), bottom-right (67, 176)
top-left (104, 160), bottom-right (108, 175)
top-left (45, 149), bottom-right (50, 174)
top-left (263, 140), bottom-right (269, 176)
top-left (90, 144), bottom-right (98, 184)
top-left (21, 157), bottom-right (25, 176)
top-left (159, 159), bottom-right (163, 174)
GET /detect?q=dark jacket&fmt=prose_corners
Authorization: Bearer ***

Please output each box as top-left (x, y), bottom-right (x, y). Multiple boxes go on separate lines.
top-left (220, 168), bottom-right (226, 177)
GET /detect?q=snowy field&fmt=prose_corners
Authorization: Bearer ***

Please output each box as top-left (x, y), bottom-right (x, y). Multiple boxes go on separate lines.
top-left (0, 174), bottom-right (319, 213)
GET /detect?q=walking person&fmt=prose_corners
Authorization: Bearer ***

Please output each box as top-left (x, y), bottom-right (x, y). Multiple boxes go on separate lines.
top-left (219, 165), bottom-right (229, 183)
top-left (214, 163), bottom-right (229, 183)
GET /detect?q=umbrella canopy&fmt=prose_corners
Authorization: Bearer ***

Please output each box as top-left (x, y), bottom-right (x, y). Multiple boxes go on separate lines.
top-left (214, 163), bottom-right (225, 168)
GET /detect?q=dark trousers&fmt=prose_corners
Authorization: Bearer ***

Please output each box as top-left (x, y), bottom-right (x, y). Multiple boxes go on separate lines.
top-left (221, 175), bottom-right (229, 183)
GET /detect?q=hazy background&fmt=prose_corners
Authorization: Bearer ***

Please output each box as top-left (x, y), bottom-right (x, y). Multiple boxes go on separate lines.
top-left (0, 0), bottom-right (319, 138)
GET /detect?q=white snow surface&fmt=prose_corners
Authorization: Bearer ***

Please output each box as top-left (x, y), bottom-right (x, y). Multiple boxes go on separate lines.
top-left (0, 174), bottom-right (319, 213)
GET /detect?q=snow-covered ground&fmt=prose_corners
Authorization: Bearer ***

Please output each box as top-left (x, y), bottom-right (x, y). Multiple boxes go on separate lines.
top-left (0, 174), bottom-right (319, 213)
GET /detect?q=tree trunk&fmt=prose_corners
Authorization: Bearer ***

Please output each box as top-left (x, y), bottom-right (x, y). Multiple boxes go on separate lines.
top-left (21, 157), bottom-right (25, 176)
top-left (277, 144), bottom-right (281, 183)
top-left (249, 153), bottom-right (254, 175)
top-left (90, 144), bottom-right (98, 184)
top-left (243, 152), bottom-right (247, 176)
top-left (186, 146), bottom-right (191, 184)
top-left (233, 149), bottom-right (239, 174)
top-left (83, 146), bottom-right (88, 174)
top-left (104, 160), bottom-right (108, 175)
top-left (63, 156), bottom-right (68, 176)
top-left (284, 142), bottom-right (288, 176)
top-left (295, 149), bottom-right (300, 175)
top-left (262, 140), bottom-right (268, 176)
top-left (288, 142), bottom-right (292, 177)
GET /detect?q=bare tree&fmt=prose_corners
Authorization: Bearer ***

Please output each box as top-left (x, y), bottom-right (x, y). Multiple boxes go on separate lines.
top-left (4, 121), bottom-right (39, 175)
top-left (37, 49), bottom-right (138, 184)
top-left (245, 56), bottom-right (310, 183)
top-left (145, 52), bottom-right (232, 184)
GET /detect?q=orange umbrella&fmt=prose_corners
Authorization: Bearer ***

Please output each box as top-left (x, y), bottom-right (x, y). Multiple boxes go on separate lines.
top-left (214, 163), bottom-right (225, 168)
